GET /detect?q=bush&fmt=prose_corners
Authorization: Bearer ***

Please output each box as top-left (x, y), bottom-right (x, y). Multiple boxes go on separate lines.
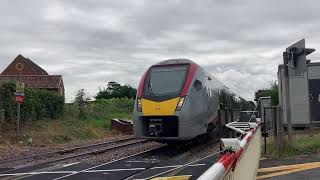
top-left (0, 82), bottom-right (16, 122)
top-left (23, 89), bottom-right (65, 120)
top-left (64, 98), bottom-right (135, 129)
top-left (0, 82), bottom-right (64, 123)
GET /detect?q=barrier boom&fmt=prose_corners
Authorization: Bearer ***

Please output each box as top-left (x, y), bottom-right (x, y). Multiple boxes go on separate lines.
top-left (198, 121), bottom-right (261, 180)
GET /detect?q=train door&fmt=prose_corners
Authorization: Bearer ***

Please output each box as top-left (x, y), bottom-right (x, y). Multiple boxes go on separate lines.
top-left (309, 79), bottom-right (320, 122)
top-left (190, 72), bottom-right (205, 117)
top-left (218, 90), bottom-right (227, 125)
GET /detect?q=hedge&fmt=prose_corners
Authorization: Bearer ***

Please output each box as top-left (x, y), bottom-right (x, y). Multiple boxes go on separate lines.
top-left (0, 82), bottom-right (64, 123)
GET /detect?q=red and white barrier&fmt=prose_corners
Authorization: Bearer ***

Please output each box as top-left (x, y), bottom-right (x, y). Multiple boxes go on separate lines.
top-left (198, 122), bottom-right (261, 180)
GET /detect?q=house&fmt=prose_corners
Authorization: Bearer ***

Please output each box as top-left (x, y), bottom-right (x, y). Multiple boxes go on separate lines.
top-left (0, 55), bottom-right (64, 96)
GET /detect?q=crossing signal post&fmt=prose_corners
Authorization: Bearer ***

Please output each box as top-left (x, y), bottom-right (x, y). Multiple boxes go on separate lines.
top-left (15, 64), bottom-right (25, 143)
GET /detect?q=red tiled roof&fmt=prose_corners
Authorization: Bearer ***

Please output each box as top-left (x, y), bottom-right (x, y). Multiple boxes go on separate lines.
top-left (24, 57), bottom-right (48, 75)
top-left (0, 75), bottom-right (62, 89)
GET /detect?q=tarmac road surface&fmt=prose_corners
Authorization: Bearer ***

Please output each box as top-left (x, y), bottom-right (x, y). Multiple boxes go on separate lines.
top-left (257, 154), bottom-right (320, 180)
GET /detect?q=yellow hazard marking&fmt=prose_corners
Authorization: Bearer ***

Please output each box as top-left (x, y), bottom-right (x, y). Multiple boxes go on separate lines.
top-left (151, 175), bottom-right (191, 180)
top-left (256, 162), bottom-right (320, 179)
top-left (142, 98), bottom-right (180, 116)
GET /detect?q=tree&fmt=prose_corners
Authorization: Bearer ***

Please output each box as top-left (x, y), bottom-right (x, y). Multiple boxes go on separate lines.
top-left (74, 89), bottom-right (90, 119)
top-left (255, 81), bottom-right (279, 106)
top-left (248, 101), bottom-right (256, 110)
top-left (96, 81), bottom-right (137, 100)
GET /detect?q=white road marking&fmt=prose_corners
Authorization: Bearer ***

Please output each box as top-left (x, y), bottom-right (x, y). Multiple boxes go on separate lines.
top-left (0, 161), bottom-right (207, 178)
top-left (126, 160), bottom-right (157, 163)
top-left (0, 171), bottom-right (76, 177)
top-left (0, 167), bottom-right (145, 177)
top-left (151, 163), bottom-right (206, 169)
top-left (84, 167), bottom-right (146, 173)
top-left (62, 162), bottom-right (80, 168)
top-left (52, 147), bottom-right (163, 180)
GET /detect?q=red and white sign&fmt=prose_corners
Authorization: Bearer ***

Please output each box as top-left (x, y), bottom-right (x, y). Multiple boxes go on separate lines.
top-left (15, 95), bottom-right (25, 103)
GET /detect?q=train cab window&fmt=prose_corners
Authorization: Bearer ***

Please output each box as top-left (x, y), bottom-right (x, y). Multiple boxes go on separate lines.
top-left (194, 79), bottom-right (203, 91)
top-left (143, 65), bottom-right (189, 99)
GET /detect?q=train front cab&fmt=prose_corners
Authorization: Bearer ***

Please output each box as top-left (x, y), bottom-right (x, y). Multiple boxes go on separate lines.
top-left (133, 62), bottom-right (206, 141)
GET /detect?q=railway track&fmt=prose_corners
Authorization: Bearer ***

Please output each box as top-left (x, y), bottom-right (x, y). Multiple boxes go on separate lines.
top-left (121, 138), bottom-right (220, 180)
top-left (0, 137), bottom-right (220, 179)
top-left (0, 137), bottom-right (150, 170)
top-left (74, 138), bottom-right (220, 180)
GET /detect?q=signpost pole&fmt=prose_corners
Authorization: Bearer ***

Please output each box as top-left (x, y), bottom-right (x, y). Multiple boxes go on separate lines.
top-left (17, 101), bottom-right (21, 143)
top-left (15, 64), bottom-right (25, 143)
top-left (16, 71), bottom-right (21, 143)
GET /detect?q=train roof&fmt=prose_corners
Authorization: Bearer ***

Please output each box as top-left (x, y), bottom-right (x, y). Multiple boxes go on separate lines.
top-left (154, 59), bottom-right (199, 66)
top-left (152, 58), bottom-right (244, 100)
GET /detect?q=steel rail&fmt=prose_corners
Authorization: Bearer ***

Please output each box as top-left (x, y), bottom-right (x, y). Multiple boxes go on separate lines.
top-left (22, 139), bottom-right (152, 168)
top-left (0, 139), bottom-right (155, 178)
top-left (0, 136), bottom-right (136, 166)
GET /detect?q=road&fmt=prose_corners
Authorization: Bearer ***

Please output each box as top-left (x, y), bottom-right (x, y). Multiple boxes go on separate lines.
top-left (257, 154), bottom-right (320, 180)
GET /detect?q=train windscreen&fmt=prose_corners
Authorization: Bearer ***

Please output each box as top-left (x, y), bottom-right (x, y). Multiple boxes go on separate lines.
top-left (143, 65), bottom-right (189, 100)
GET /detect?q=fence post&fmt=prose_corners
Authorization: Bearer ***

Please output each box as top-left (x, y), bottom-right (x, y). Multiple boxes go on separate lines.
top-left (273, 107), bottom-right (277, 147)
top-left (276, 106), bottom-right (284, 154)
top-left (225, 109), bottom-right (229, 138)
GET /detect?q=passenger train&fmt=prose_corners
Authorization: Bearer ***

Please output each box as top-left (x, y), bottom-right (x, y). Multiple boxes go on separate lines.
top-left (133, 59), bottom-right (244, 142)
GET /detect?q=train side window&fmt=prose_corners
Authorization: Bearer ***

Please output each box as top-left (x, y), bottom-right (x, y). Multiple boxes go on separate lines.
top-left (194, 79), bottom-right (203, 91)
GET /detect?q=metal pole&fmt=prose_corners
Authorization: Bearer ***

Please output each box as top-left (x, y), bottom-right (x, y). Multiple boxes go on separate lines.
top-left (264, 108), bottom-right (267, 154)
top-left (278, 106), bottom-right (284, 152)
top-left (273, 107), bottom-right (277, 146)
top-left (17, 102), bottom-right (20, 143)
top-left (16, 71), bottom-right (21, 143)
top-left (283, 52), bottom-right (293, 144)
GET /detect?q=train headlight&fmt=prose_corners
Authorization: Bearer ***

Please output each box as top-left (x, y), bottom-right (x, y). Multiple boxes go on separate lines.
top-left (137, 98), bottom-right (142, 112)
top-left (176, 96), bottom-right (186, 111)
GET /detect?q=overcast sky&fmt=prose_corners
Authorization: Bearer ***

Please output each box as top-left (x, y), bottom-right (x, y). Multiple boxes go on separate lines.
top-left (1, 0), bottom-right (320, 102)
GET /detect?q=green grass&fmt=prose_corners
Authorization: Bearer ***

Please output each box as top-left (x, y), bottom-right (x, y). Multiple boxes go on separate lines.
top-left (0, 98), bottom-right (135, 145)
top-left (264, 133), bottom-right (320, 158)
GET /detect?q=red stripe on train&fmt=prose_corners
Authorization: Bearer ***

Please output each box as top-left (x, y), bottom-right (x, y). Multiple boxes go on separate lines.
top-left (137, 69), bottom-right (149, 98)
top-left (181, 63), bottom-right (197, 96)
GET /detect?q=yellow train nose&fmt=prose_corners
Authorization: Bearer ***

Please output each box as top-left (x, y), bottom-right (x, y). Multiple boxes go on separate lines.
top-left (141, 97), bottom-right (180, 116)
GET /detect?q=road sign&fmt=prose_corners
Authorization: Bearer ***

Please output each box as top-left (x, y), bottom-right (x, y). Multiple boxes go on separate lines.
top-left (16, 82), bottom-right (25, 94)
top-left (15, 95), bottom-right (25, 103)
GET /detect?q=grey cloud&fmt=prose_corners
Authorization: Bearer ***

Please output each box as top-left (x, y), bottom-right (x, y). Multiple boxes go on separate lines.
top-left (1, 0), bottom-right (320, 101)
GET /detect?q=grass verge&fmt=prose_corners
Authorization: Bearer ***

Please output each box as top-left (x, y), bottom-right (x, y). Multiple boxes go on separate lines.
top-left (0, 98), bottom-right (135, 146)
top-left (263, 133), bottom-right (320, 158)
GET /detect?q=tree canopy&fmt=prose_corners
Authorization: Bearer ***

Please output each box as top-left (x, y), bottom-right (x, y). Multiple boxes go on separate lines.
top-left (95, 81), bottom-right (136, 100)
top-left (255, 81), bottom-right (278, 106)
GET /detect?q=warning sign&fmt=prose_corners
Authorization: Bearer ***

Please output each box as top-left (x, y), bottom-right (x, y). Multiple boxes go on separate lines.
top-left (16, 82), bottom-right (25, 94)
top-left (15, 95), bottom-right (25, 103)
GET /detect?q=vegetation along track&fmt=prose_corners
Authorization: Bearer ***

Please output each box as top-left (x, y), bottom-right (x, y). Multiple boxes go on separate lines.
top-left (0, 137), bottom-right (150, 170)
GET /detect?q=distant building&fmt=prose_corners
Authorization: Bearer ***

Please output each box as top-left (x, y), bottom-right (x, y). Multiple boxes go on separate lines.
top-left (0, 55), bottom-right (64, 96)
